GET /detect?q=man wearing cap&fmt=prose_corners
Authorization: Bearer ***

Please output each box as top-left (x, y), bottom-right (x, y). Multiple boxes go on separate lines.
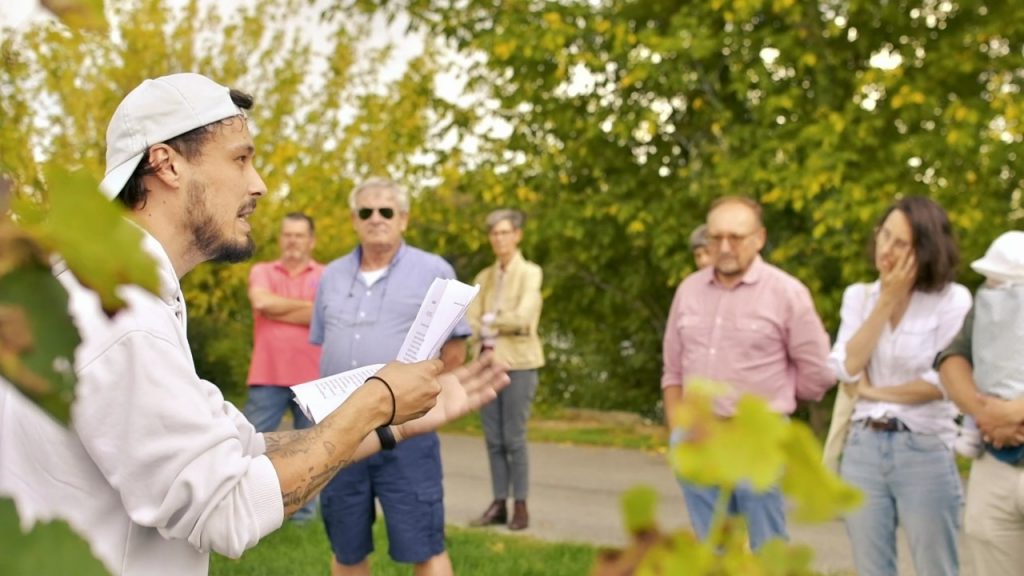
top-left (244, 212), bottom-right (323, 523)
top-left (937, 230), bottom-right (1024, 576)
top-left (311, 177), bottom-right (469, 576)
top-left (0, 73), bottom-right (508, 576)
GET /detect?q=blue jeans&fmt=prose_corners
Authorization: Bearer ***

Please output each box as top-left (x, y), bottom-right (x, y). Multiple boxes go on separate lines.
top-left (244, 385), bottom-right (317, 521)
top-left (840, 425), bottom-right (961, 576)
top-left (670, 430), bottom-right (787, 549)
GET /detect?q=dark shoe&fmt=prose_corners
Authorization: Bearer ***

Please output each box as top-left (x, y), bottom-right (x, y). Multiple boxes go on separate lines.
top-left (508, 500), bottom-right (529, 531)
top-left (470, 499), bottom-right (507, 527)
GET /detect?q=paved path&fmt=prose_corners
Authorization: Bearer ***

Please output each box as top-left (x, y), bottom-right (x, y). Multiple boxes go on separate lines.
top-left (440, 433), bottom-right (973, 575)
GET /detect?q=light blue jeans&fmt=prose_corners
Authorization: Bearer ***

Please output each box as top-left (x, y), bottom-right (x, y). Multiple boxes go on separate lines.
top-left (670, 429), bottom-right (787, 550)
top-left (244, 385), bottom-right (317, 521)
top-left (840, 424), bottom-right (961, 576)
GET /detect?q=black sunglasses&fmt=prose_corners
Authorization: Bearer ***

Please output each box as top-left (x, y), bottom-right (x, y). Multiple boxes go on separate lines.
top-left (357, 207), bottom-right (396, 220)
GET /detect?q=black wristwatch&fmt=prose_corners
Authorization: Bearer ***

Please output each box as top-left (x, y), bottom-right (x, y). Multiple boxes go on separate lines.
top-left (376, 425), bottom-right (396, 451)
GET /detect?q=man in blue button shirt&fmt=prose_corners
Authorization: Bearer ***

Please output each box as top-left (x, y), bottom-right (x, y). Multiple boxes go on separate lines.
top-left (311, 177), bottom-right (469, 576)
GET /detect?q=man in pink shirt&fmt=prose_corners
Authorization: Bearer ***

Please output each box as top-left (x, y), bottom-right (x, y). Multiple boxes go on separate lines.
top-left (661, 196), bottom-right (834, 549)
top-left (245, 212), bottom-right (325, 522)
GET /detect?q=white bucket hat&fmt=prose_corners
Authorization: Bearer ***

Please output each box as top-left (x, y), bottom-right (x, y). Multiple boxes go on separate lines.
top-left (99, 73), bottom-right (243, 200)
top-left (971, 230), bottom-right (1024, 284)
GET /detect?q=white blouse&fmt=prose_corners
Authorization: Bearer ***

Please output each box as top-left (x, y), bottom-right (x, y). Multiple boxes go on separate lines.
top-left (829, 280), bottom-right (972, 445)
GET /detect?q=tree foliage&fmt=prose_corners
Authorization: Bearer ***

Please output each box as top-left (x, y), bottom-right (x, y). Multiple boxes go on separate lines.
top-left (341, 0), bottom-right (1024, 417)
top-left (2, 0), bottom-right (462, 399)
top-left (6, 0), bottom-right (1024, 419)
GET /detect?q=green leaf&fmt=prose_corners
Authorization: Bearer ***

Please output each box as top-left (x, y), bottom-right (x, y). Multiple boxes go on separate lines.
top-left (753, 539), bottom-right (817, 576)
top-left (38, 167), bottom-right (160, 315)
top-left (0, 497), bottom-right (109, 575)
top-left (40, 0), bottom-right (108, 32)
top-left (780, 424), bottom-right (863, 522)
top-left (0, 225), bottom-right (79, 424)
top-left (635, 531), bottom-right (714, 576)
top-left (670, 383), bottom-right (788, 490)
top-left (620, 485), bottom-right (659, 536)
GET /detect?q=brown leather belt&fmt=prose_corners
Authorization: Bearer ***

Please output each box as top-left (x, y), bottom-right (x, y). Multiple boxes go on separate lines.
top-left (864, 418), bottom-right (909, 432)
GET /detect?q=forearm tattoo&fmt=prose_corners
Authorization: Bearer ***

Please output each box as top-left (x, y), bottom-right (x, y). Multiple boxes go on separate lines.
top-left (269, 425), bottom-right (355, 513)
top-left (263, 430), bottom-right (305, 454)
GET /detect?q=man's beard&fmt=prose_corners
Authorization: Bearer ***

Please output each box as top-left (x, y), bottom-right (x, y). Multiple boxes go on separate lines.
top-left (185, 179), bottom-right (255, 263)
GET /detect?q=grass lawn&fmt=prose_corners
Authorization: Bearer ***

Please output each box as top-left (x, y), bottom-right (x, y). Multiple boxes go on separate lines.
top-left (443, 407), bottom-right (668, 452)
top-left (211, 519), bottom-right (596, 576)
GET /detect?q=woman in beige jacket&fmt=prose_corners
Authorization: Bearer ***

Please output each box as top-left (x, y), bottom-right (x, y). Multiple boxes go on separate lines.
top-left (467, 209), bottom-right (545, 531)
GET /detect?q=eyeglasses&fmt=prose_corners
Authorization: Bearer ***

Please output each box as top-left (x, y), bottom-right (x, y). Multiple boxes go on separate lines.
top-left (707, 230), bottom-right (759, 248)
top-left (875, 227), bottom-right (911, 252)
top-left (357, 207), bottom-right (396, 220)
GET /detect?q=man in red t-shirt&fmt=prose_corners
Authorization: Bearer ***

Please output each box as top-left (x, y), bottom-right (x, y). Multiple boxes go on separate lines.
top-left (245, 212), bottom-right (324, 522)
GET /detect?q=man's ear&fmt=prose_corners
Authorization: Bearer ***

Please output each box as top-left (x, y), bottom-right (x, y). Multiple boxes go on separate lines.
top-left (146, 144), bottom-right (183, 188)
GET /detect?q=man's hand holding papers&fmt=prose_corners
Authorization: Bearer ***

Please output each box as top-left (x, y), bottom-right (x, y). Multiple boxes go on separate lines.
top-left (291, 278), bottom-right (509, 431)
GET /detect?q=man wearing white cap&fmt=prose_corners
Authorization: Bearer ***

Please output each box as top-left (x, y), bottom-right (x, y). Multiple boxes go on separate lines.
top-left (0, 73), bottom-right (508, 576)
top-left (937, 230), bottom-right (1024, 576)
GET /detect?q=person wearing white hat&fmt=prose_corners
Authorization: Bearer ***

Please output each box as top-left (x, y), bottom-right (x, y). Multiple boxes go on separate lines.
top-left (0, 73), bottom-right (509, 576)
top-left (938, 230), bottom-right (1024, 576)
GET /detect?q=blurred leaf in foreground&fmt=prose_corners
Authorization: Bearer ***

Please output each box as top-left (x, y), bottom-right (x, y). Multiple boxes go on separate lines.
top-left (780, 424), bottom-right (863, 522)
top-left (37, 166), bottom-right (159, 316)
top-left (621, 485), bottom-right (658, 536)
top-left (0, 223), bottom-right (79, 424)
top-left (40, 0), bottom-right (107, 31)
top-left (0, 497), bottom-right (108, 575)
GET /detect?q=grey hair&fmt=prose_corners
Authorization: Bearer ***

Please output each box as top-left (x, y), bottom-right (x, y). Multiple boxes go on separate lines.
top-left (688, 224), bottom-right (708, 250)
top-left (486, 208), bottom-right (525, 231)
top-left (348, 177), bottom-right (410, 213)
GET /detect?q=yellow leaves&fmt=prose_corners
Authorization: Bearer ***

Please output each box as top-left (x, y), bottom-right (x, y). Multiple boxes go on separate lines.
top-left (40, 0), bottom-right (107, 32)
top-left (542, 11), bottom-right (563, 28)
top-left (626, 219), bottom-right (647, 235)
top-left (671, 383), bottom-right (789, 491)
top-left (594, 19), bottom-right (612, 34)
top-left (800, 52), bottom-right (817, 68)
top-left (494, 41), bottom-right (516, 61)
top-left (605, 386), bottom-right (844, 574)
top-left (890, 85), bottom-right (927, 109)
top-left (761, 187), bottom-right (784, 204)
top-left (780, 425), bottom-right (863, 522)
top-left (670, 380), bottom-right (861, 519)
top-left (621, 486), bottom-right (659, 536)
top-left (515, 186), bottom-right (539, 203)
top-left (619, 69), bottom-right (648, 90)
top-left (827, 112), bottom-right (847, 134)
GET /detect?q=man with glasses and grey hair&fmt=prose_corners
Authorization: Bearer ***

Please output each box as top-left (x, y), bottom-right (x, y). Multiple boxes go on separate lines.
top-left (660, 196), bottom-right (833, 550)
top-left (311, 177), bottom-right (470, 576)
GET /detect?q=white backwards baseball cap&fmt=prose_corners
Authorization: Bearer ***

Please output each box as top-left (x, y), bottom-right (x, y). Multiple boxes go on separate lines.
top-left (971, 230), bottom-right (1024, 284)
top-left (99, 73), bottom-right (244, 200)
